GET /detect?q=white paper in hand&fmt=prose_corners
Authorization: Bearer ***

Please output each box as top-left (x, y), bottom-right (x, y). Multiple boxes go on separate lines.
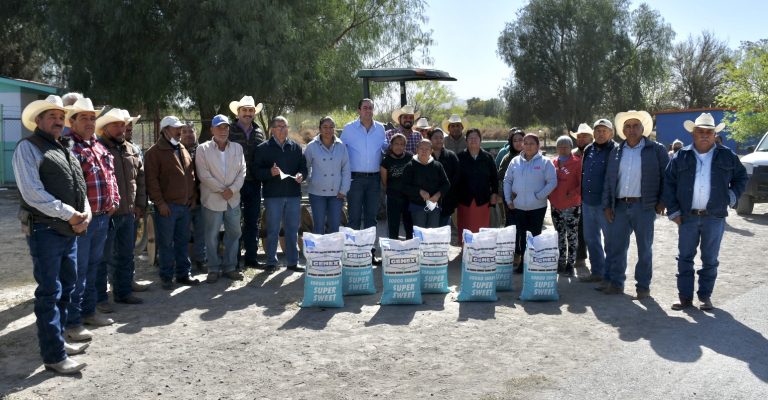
top-left (279, 170), bottom-right (296, 180)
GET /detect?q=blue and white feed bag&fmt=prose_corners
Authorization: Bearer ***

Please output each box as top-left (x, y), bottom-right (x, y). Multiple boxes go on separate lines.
top-left (339, 226), bottom-right (377, 295)
top-left (520, 230), bottom-right (559, 301)
top-left (301, 232), bottom-right (345, 308)
top-left (458, 229), bottom-right (498, 302)
top-left (481, 225), bottom-right (516, 291)
top-left (413, 225), bottom-right (451, 294)
top-left (380, 237), bottom-right (422, 305)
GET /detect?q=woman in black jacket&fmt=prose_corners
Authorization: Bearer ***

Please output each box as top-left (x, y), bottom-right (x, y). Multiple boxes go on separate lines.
top-left (380, 133), bottom-right (414, 239)
top-left (402, 139), bottom-right (450, 228)
top-left (429, 128), bottom-right (460, 227)
top-left (455, 128), bottom-right (499, 243)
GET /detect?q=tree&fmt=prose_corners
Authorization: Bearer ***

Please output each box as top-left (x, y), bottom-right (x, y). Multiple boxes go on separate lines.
top-left (466, 97), bottom-right (505, 117)
top-left (497, 0), bottom-right (674, 130)
top-left (0, 1), bottom-right (51, 81)
top-left (36, 0), bottom-right (433, 140)
top-left (670, 31), bottom-right (731, 108)
top-left (409, 81), bottom-right (458, 122)
top-left (718, 40), bottom-right (768, 142)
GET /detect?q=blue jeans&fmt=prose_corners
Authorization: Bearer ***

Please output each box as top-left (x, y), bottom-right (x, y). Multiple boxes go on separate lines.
top-left (202, 205), bottom-right (242, 273)
top-left (264, 197), bottom-right (301, 266)
top-left (347, 174), bottom-right (380, 230)
top-left (677, 215), bottom-right (725, 301)
top-left (607, 202), bottom-right (656, 290)
top-left (190, 205), bottom-right (207, 263)
top-left (309, 194), bottom-right (343, 234)
top-left (240, 180), bottom-right (262, 264)
top-left (582, 203), bottom-right (611, 280)
top-left (409, 203), bottom-right (441, 228)
top-left (98, 213), bottom-right (136, 302)
top-left (154, 203), bottom-right (192, 281)
top-left (68, 213), bottom-right (109, 327)
top-left (28, 223), bottom-right (77, 364)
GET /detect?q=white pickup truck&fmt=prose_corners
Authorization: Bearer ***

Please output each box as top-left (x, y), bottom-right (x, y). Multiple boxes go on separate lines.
top-left (736, 131), bottom-right (768, 214)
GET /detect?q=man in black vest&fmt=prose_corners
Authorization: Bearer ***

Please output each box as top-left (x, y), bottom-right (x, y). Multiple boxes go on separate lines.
top-left (14, 95), bottom-right (91, 374)
top-left (228, 95), bottom-right (266, 269)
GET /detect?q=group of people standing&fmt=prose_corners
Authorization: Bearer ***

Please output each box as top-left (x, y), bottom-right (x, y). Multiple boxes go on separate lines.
top-left (14, 89), bottom-right (748, 375)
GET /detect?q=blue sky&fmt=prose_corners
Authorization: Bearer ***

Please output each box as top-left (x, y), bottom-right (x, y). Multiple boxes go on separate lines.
top-left (421, 0), bottom-right (768, 100)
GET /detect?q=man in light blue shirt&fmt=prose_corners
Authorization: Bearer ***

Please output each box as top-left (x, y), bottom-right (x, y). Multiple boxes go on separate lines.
top-left (662, 113), bottom-right (747, 311)
top-left (601, 110), bottom-right (669, 300)
top-left (340, 99), bottom-right (386, 230)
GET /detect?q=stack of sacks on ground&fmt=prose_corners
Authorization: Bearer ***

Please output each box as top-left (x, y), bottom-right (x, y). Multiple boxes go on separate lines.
top-left (301, 232), bottom-right (345, 308)
top-left (413, 225), bottom-right (451, 294)
top-left (520, 230), bottom-right (559, 301)
top-left (457, 229), bottom-right (498, 302)
top-left (379, 237), bottom-right (422, 305)
top-left (480, 225), bottom-right (516, 292)
top-left (339, 226), bottom-right (377, 295)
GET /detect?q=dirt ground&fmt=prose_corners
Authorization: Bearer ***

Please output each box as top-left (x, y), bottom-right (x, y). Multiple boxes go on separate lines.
top-left (1, 189), bottom-right (767, 399)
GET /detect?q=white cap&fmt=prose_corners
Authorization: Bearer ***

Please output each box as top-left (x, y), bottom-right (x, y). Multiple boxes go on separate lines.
top-left (160, 115), bottom-right (184, 130)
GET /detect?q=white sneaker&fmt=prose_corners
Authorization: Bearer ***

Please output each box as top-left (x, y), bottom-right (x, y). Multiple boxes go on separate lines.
top-left (64, 341), bottom-right (89, 355)
top-left (64, 325), bottom-right (93, 342)
top-left (83, 314), bottom-right (114, 327)
top-left (44, 357), bottom-right (86, 374)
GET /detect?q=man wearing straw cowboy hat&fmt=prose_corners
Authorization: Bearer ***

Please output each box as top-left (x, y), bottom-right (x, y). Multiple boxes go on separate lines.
top-left (663, 113), bottom-right (747, 311)
top-left (145, 115), bottom-right (200, 289)
top-left (96, 108), bottom-right (147, 308)
top-left (442, 114), bottom-right (467, 154)
top-left (414, 117), bottom-right (431, 139)
top-left (61, 98), bottom-right (120, 345)
top-left (228, 95), bottom-right (266, 270)
top-left (13, 95), bottom-right (90, 374)
top-left (569, 123), bottom-right (593, 269)
top-left (385, 105), bottom-right (422, 154)
top-left (601, 110), bottom-right (668, 300)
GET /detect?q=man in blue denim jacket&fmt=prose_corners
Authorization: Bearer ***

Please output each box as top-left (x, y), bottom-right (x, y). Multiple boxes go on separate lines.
top-left (662, 113), bottom-right (747, 311)
top-left (602, 110), bottom-right (669, 299)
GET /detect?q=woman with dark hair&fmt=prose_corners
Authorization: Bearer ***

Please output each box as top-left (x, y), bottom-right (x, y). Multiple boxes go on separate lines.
top-left (503, 133), bottom-right (557, 272)
top-left (498, 128), bottom-right (525, 226)
top-left (305, 116), bottom-right (351, 233)
top-left (380, 133), bottom-right (414, 239)
top-left (455, 128), bottom-right (499, 242)
top-left (429, 128), bottom-right (460, 227)
top-left (402, 139), bottom-right (450, 228)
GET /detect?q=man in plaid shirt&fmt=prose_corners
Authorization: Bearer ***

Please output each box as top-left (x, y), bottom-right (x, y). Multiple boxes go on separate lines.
top-left (63, 98), bottom-right (121, 343)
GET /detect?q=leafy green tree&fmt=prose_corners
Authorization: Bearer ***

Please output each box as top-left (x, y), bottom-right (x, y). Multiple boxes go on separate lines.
top-left (497, 0), bottom-right (674, 130)
top-left (38, 0), bottom-right (432, 140)
top-left (409, 81), bottom-right (458, 123)
top-left (718, 40), bottom-right (768, 142)
top-left (0, 1), bottom-right (52, 82)
top-left (466, 97), bottom-right (505, 117)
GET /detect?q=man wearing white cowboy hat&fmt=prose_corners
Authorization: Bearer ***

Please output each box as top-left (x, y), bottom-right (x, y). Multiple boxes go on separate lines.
top-left (601, 110), bottom-right (668, 299)
top-left (145, 115), bottom-right (200, 289)
top-left (570, 123), bottom-right (594, 158)
top-left (228, 95), bottom-right (266, 270)
top-left (579, 118), bottom-right (618, 286)
top-left (414, 117), bottom-right (431, 139)
top-left (662, 113), bottom-right (747, 311)
top-left (569, 122), bottom-right (594, 269)
top-left (13, 95), bottom-right (90, 374)
top-left (442, 114), bottom-right (467, 154)
top-left (384, 104), bottom-right (422, 154)
top-left (96, 108), bottom-right (147, 309)
top-left (61, 99), bottom-right (121, 343)
top-left (120, 109), bottom-right (143, 161)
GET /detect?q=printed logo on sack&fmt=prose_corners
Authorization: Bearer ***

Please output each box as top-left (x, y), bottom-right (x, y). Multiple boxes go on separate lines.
top-left (385, 257), bottom-right (419, 275)
top-left (304, 239), bottom-right (316, 249)
top-left (308, 258), bottom-right (342, 277)
top-left (423, 250), bottom-right (447, 258)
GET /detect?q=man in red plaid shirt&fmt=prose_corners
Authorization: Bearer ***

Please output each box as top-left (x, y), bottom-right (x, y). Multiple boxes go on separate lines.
top-left (63, 98), bottom-right (121, 343)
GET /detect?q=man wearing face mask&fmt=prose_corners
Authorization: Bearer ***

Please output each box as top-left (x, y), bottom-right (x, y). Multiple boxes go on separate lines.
top-left (144, 116), bottom-right (200, 290)
top-left (384, 105), bottom-right (422, 154)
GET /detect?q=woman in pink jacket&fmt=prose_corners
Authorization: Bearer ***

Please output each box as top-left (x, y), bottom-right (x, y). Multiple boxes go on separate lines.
top-left (549, 136), bottom-right (582, 277)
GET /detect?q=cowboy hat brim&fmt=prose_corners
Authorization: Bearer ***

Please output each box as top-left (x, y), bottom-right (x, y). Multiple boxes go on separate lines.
top-left (229, 100), bottom-right (264, 116)
top-left (615, 111), bottom-right (654, 140)
top-left (95, 111), bottom-right (127, 133)
top-left (441, 119), bottom-right (465, 133)
top-left (21, 100), bottom-right (66, 131)
top-left (64, 106), bottom-right (105, 128)
top-left (391, 110), bottom-right (421, 125)
top-left (683, 120), bottom-right (726, 133)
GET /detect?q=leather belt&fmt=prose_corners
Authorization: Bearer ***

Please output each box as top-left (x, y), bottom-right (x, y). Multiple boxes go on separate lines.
top-left (92, 211), bottom-right (109, 216)
top-left (616, 197), bottom-right (641, 203)
top-left (352, 172), bottom-right (379, 177)
top-left (690, 209), bottom-right (708, 216)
